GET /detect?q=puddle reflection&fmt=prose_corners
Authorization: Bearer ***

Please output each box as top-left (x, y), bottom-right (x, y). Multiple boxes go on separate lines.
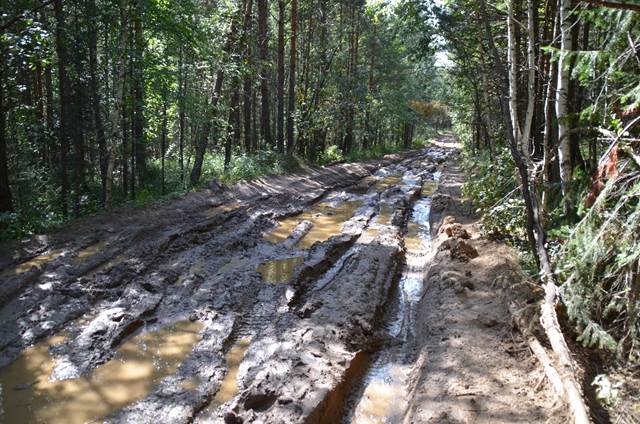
top-left (1, 249), bottom-right (64, 277)
top-left (73, 241), bottom-right (107, 265)
top-left (0, 320), bottom-right (202, 424)
top-left (264, 200), bottom-right (362, 249)
top-left (199, 337), bottom-right (252, 418)
top-left (258, 257), bottom-right (304, 283)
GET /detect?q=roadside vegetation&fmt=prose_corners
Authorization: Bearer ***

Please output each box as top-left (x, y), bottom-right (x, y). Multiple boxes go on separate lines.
top-left (435, 0), bottom-right (639, 419)
top-left (0, 0), bottom-right (448, 240)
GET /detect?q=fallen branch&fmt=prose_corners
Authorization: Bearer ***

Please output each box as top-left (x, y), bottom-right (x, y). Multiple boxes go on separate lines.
top-left (509, 303), bottom-right (565, 398)
top-left (540, 282), bottom-right (592, 424)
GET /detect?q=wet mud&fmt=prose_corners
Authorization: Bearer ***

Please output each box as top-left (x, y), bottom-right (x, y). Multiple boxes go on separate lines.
top-left (0, 137), bottom-right (562, 424)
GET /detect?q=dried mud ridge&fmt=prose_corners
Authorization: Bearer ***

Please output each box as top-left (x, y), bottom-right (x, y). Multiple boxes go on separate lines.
top-left (0, 137), bottom-right (564, 424)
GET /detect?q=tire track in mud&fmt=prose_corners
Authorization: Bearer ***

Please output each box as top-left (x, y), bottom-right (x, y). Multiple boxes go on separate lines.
top-left (199, 151), bottom-right (446, 424)
top-left (0, 148), bottom-right (447, 424)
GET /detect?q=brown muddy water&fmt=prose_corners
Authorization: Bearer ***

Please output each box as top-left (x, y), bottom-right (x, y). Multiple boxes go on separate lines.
top-left (348, 187), bottom-right (434, 424)
top-left (0, 320), bottom-right (203, 424)
top-left (258, 256), bottom-right (305, 283)
top-left (73, 241), bottom-right (107, 264)
top-left (372, 176), bottom-right (402, 191)
top-left (1, 249), bottom-right (64, 277)
top-left (198, 337), bottom-right (252, 419)
top-left (421, 180), bottom-right (438, 197)
top-left (264, 200), bottom-right (362, 249)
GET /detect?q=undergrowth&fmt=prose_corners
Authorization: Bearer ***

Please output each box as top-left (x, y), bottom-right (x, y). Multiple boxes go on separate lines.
top-left (0, 139), bottom-right (425, 241)
top-left (461, 134), bottom-right (640, 363)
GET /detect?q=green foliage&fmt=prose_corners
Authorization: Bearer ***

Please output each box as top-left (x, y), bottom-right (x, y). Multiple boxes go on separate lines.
top-left (459, 146), bottom-right (531, 245)
top-left (318, 145), bottom-right (344, 165)
top-left (557, 175), bottom-right (640, 360)
top-left (200, 149), bottom-right (292, 184)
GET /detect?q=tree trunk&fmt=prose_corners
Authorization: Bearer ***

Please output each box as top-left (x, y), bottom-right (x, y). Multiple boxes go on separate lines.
top-left (243, 0), bottom-right (254, 153)
top-left (133, 0), bottom-right (146, 188)
top-left (178, 47), bottom-right (186, 187)
top-left (44, 64), bottom-right (54, 169)
top-left (0, 60), bottom-right (12, 213)
top-left (71, 14), bottom-right (86, 218)
top-left (287, 0), bottom-right (297, 153)
top-left (226, 80), bottom-right (241, 171)
top-left (258, 0), bottom-right (273, 147)
top-left (556, 0), bottom-right (574, 216)
top-left (88, 0), bottom-right (107, 207)
top-left (190, 11), bottom-right (240, 186)
top-left (106, 0), bottom-right (129, 209)
top-left (507, 0), bottom-right (522, 147)
top-left (53, 0), bottom-right (70, 218)
top-left (542, 7), bottom-right (559, 215)
top-left (161, 92), bottom-right (167, 195)
top-left (277, 0), bottom-right (285, 153)
top-left (521, 0), bottom-right (537, 159)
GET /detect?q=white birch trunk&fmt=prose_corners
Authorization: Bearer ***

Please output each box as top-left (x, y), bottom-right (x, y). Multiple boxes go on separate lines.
top-left (555, 0), bottom-right (573, 206)
top-left (521, 0), bottom-right (537, 159)
top-left (542, 10), bottom-right (559, 214)
top-left (507, 0), bottom-right (522, 147)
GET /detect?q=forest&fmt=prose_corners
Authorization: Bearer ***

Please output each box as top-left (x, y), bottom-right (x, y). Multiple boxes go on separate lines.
top-left (0, 0), bottom-right (447, 238)
top-left (0, 0), bottom-right (639, 423)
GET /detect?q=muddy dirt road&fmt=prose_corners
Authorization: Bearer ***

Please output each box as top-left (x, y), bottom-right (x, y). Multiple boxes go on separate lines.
top-left (0, 136), bottom-right (564, 423)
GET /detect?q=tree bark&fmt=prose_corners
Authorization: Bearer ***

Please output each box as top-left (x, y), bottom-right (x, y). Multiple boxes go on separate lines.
top-left (258, 0), bottom-right (272, 147)
top-left (277, 0), bottom-right (285, 153)
top-left (287, 0), bottom-right (297, 153)
top-left (133, 0), bottom-right (146, 188)
top-left (0, 59), bottom-right (12, 213)
top-left (242, 0), bottom-right (254, 153)
top-left (88, 0), bottom-right (107, 207)
top-left (556, 0), bottom-right (574, 216)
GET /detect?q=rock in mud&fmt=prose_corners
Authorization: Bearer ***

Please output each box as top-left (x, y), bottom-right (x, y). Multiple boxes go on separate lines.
top-left (441, 222), bottom-right (471, 239)
top-left (440, 238), bottom-right (479, 261)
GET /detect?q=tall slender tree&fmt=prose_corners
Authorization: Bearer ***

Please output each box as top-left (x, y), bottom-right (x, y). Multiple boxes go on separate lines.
top-left (258, 0), bottom-right (272, 147)
top-left (287, 0), bottom-right (297, 153)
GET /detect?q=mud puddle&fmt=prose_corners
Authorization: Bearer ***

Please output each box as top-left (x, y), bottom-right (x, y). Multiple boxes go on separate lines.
top-left (258, 257), bottom-right (305, 283)
top-left (371, 176), bottom-right (402, 192)
top-left (347, 180), bottom-right (435, 424)
top-left (73, 241), bottom-right (107, 264)
top-left (264, 200), bottom-right (363, 249)
top-left (197, 336), bottom-right (252, 420)
top-left (0, 320), bottom-right (202, 424)
top-left (1, 249), bottom-right (64, 277)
